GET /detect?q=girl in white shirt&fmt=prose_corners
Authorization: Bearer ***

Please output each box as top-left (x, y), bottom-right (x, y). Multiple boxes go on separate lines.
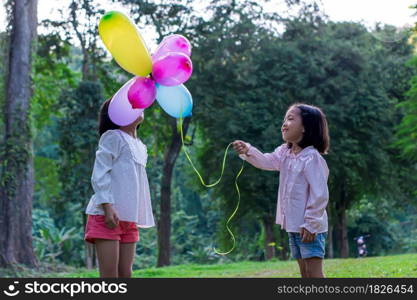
top-left (233, 103), bottom-right (330, 278)
top-left (84, 98), bottom-right (155, 278)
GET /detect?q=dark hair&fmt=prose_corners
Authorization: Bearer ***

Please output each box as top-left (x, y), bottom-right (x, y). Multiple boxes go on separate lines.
top-left (99, 98), bottom-right (120, 136)
top-left (287, 103), bottom-right (330, 154)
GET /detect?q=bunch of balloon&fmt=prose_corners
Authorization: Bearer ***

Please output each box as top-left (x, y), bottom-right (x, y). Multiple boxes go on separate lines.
top-left (99, 11), bottom-right (243, 256)
top-left (98, 11), bottom-right (193, 125)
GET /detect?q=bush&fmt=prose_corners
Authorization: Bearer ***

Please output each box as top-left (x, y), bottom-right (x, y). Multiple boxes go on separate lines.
top-left (32, 208), bottom-right (84, 265)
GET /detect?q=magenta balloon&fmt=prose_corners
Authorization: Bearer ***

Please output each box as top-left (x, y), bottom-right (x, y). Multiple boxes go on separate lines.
top-left (152, 52), bottom-right (193, 86)
top-left (127, 77), bottom-right (156, 109)
top-left (109, 78), bottom-right (144, 126)
top-left (152, 34), bottom-right (192, 61)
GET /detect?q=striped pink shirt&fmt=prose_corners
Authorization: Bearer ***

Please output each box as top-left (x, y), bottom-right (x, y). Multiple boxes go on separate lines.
top-left (240, 143), bottom-right (329, 234)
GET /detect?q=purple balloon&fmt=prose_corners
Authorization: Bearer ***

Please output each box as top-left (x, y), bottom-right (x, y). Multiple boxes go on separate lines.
top-left (109, 78), bottom-right (144, 126)
top-left (127, 77), bottom-right (156, 109)
top-left (152, 52), bottom-right (193, 86)
top-left (152, 34), bottom-right (192, 61)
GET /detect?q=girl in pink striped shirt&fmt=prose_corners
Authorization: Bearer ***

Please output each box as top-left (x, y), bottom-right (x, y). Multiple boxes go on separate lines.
top-left (233, 103), bottom-right (330, 278)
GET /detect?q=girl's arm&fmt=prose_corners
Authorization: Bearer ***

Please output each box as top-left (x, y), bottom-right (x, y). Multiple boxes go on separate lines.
top-left (300, 153), bottom-right (329, 234)
top-left (239, 143), bottom-right (286, 171)
top-left (91, 131), bottom-right (121, 206)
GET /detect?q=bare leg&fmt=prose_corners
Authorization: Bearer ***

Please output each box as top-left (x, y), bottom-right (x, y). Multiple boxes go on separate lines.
top-left (118, 242), bottom-right (136, 278)
top-left (95, 239), bottom-right (119, 278)
top-left (304, 257), bottom-right (325, 278)
top-left (296, 259), bottom-right (308, 278)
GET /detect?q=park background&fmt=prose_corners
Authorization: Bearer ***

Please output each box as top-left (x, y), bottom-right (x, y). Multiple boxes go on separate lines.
top-left (0, 0), bottom-right (416, 277)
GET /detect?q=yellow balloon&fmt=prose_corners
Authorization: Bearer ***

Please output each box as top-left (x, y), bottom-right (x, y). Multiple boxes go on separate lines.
top-left (99, 11), bottom-right (152, 76)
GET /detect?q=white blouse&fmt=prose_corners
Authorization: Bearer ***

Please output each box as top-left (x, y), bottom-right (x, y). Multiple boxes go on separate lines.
top-left (85, 129), bottom-right (155, 228)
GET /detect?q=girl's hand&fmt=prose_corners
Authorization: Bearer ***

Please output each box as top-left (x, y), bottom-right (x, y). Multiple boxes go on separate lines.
top-left (232, 140), bottom-right (249, 155)
top-left (300, 227), bottom-right (316, 243)
top-left (102, 204), bottom-right (119, 229)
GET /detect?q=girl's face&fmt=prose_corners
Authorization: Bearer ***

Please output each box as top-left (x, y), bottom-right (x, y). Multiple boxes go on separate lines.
top-left (281, 107), bottom-right (304, 143)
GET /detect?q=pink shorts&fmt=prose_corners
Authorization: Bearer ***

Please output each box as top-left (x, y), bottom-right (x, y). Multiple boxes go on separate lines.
top-left (84, 214), bottom-right (139, 244)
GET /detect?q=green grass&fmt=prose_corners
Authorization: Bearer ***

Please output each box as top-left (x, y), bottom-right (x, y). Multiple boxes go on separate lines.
top-left (44, 253), bottom-right (417, 278)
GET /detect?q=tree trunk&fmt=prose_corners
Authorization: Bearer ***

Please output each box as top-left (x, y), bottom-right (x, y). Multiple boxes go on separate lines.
top-left (70, 0), bottom-right (91, 81)
top-left (337, 208), bottom-right (349, 258)
top-left (262, 217), bottom-right (276, 260)
top-left (327, 207), bottom-right (334, 258)
top-left (335, 183), bottom-right (349, 258)
top-left (278, 229), bottom-right (288, 260)
top-left (83, 213), bottom-right (96, 269)
top-left (327, 222), bottom-right (334, 258)
top-left (85, 242), bottom-right (97, 269)
top-left (81, 50), bottom-right (90, 81)
top-left (157, 117), bottom-right (190, 267)
top-left (69, 0), bottom-right (97, 268)
top-left (0, 0), bottom-right (38, 268)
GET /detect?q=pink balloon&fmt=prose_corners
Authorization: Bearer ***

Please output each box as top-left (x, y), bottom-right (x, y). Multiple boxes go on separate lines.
top-left (109, 78), bottom-right (144, 126)
top-left (152, 52), bottom-right (193, 86)
top-left (152, 34), bottom-right (192, 61)
top-left (127, 77), bottom-right (156, 109)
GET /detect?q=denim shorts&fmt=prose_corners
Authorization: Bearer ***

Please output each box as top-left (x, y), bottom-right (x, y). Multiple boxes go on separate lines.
top-left (288, 232), bottom-right (327, 259)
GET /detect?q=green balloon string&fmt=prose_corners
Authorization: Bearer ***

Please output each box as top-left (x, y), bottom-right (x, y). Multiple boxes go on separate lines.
top-left (213, 162), bottom-right (245, 255)
top-left (178, 113), bottom-right (245, 255)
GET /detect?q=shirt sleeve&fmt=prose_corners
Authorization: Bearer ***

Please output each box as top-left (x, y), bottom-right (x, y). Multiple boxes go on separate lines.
top-left (300, 153), bottom-right (329, 234)
top-left (91, 130), bottom-right (122, 205)
top-left (239, 143), bottom-right (286, 171)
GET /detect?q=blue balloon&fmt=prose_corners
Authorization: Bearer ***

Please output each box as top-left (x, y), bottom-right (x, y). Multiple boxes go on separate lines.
top-left (155, 83), bottom-right (193, 118)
